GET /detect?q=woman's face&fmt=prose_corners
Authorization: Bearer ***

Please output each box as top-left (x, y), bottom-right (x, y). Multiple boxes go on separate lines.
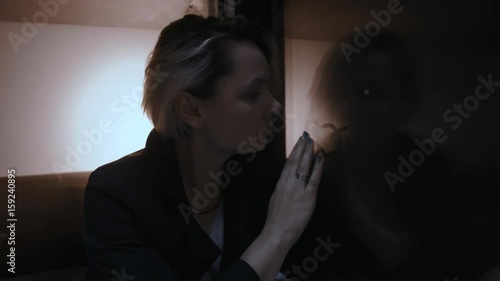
top-left (329, 53), bottom-right (407, 144)
top-left (199, 41), bottom-right (282, 154)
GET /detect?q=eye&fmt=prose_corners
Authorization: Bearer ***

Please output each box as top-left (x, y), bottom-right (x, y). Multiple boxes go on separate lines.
top-left (358, 84), bottom-right (388, 102)
top-left (247, 91), bottom-right (260, 100)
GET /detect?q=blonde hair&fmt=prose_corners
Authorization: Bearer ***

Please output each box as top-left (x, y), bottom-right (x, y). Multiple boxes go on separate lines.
top-left (142, 14), bottom-right (280, 140)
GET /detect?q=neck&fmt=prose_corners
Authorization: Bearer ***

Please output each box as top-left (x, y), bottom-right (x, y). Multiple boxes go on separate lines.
top-left (174, 134), bottom-right (231, 212)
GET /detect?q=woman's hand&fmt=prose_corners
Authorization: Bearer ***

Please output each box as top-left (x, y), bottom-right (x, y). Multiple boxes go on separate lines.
top-left (240, 131), bottom-right (324, 281)
top-left (263, 131), bottom-right (324, 249)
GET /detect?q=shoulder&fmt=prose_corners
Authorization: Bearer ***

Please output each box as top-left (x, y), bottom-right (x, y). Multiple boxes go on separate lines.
top-left (89, 149), bottom-right (145, 180)
top-left (83, 148), bottom-right (172, 230)
top-left (85, 149), bottom-right (149, 199)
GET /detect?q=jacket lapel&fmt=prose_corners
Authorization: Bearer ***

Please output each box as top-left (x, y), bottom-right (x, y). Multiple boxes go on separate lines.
top-left (218, 152), bottom-right (277, 271)
top-left (142, 129), bottom-right (221, 280)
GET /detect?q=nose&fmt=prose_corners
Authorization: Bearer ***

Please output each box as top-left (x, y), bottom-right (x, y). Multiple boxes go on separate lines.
top-left (270, 96), bottom-right (283, 115)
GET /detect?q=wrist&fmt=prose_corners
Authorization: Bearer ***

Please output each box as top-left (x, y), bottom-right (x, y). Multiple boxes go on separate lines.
top-left (260, 224), bottom-right (294, 253)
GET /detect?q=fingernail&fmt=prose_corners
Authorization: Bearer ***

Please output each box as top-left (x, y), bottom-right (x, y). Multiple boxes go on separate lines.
top-left (315, 153), bottom-right (322, 163)
top-left (301, 131), bottom-right (309, 139)
top-left (307, 137), bottom-right (313, 145)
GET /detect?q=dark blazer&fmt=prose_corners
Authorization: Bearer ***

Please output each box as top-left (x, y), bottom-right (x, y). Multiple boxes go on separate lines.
top-left (83, 129), bottom-right (283, 281)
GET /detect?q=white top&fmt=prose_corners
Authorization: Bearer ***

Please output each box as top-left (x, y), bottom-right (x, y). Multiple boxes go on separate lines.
top-left (200, 196), bottom-right (225, 281)
top-left (199, 196), bottom-right (289, 281)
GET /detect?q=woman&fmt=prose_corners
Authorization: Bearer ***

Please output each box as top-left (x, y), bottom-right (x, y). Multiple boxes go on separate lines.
top-left (83, 15), bottom-right (324, 281)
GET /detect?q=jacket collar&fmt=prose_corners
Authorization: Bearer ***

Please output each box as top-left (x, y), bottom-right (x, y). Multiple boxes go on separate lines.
top-left (143, 129), bottom-right (188, 204)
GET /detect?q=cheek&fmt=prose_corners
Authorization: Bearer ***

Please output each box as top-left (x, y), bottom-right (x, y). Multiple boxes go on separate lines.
top-left (229, 108), bottom-right (266, 136)
top-left (246, 110), bottom-right (273, 139)
top-left (208, 103), bottom-right (265, 142)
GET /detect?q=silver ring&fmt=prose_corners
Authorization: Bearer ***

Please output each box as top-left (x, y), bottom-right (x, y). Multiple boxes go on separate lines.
top-left (296, 172), bottom-right (306, 181)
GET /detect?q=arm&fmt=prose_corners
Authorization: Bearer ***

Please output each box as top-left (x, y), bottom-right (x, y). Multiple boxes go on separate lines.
top-left (238, 133), bottom-right (325, 281)
top-left (236, 227), bottom-right (291, 281)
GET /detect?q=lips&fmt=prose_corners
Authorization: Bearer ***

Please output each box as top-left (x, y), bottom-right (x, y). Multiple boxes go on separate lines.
top-left (307, 120), bottom-right (348, 157)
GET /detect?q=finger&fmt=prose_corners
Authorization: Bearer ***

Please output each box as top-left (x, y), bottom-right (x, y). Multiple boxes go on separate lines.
top-left (283, 131), bottom-right (309, 175)
top-left (306, 152), bottom-right (324, 196)
top-left (297, 136), bottom-right (315, 181)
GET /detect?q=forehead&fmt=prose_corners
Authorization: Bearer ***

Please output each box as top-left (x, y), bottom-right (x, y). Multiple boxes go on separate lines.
top-left (211, 41), bottom-right (271, 98)
top-left (225, 41), bottom-right (270, 78)
top-left (346, 53), bottom-right (405, 86)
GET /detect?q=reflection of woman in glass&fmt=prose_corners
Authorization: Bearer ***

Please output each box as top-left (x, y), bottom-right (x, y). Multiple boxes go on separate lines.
top-left (307, 30), bottom-right (419, 157)
top-left (307, 30), bottom-right (452, 281)
top-left (83, 15), bottom-right (324, 281)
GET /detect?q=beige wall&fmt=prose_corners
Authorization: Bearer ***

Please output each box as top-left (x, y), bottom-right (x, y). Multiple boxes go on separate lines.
top-left (284, 38), bottom-right (335, 156)
top-left (0, 21), bottom-right (159, 177)
top-left (0, 0), bottom-right (208, 30)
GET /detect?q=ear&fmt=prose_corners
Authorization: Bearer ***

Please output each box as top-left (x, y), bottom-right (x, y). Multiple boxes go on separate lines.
top-left (174, 91), bottom-right (203, 129)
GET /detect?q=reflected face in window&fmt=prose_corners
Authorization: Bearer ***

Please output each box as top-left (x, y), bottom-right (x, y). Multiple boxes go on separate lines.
top-left (330, 52), bottom-right (409, 139)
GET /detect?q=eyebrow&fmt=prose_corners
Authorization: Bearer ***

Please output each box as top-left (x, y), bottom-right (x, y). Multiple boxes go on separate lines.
top-left (247, 77), bottom-right (269, 87)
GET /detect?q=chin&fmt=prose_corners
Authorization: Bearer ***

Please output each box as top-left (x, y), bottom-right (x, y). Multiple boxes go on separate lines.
top-left (233, 130), bottom-right (272, 157)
